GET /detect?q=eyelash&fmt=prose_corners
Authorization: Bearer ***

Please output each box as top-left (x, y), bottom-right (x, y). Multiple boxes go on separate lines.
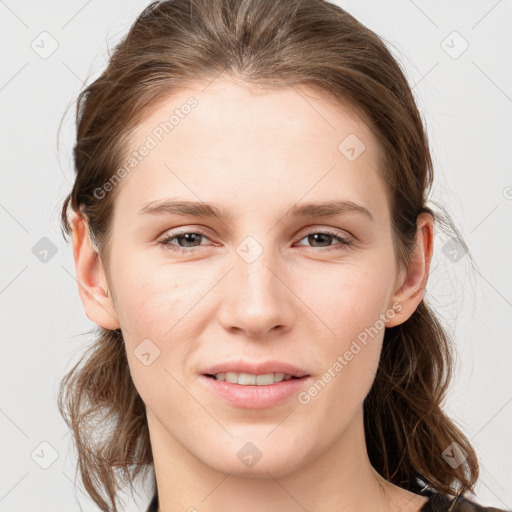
top-left (158, 228), bottom-right (353, 254)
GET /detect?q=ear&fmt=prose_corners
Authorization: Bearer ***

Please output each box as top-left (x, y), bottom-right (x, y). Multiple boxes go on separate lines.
top-left (385, 212), bottom-right (434, 327)
top-left (71, 211), bottom-right (121, 330)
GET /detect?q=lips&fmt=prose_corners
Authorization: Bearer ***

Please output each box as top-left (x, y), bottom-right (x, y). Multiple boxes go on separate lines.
top-left (200, 371), bottom-right (311, 409)
top-left (201, 360), bottom-right (310, 379)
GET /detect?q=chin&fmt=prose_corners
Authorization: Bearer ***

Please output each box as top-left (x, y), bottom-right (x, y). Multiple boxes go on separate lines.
top-left (208, 455), bottom-right (304, 479)
top-left (196, 434), bottom-right (311, 479)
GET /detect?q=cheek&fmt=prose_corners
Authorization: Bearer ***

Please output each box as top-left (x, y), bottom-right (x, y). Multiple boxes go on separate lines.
top-left (114, 271), bottom-right (187, 411)
top-left (296, 255), bottom-right (394, 336)
top-left (111, 254), bottom-right (184, 333)
top-left (298, 289), bottom-right (386, 432)
top-left (295, 257), bottom-right (393, 401)
top-left (110, 254), bottom-right (209, 382)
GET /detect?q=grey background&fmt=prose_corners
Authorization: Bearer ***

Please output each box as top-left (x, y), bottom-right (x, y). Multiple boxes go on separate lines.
top-left (0, 0), bottom-right (511, 511)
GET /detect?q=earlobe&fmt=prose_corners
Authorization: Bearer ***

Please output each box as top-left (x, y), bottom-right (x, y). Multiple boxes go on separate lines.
top-left (71, 212), bottom-right (120, 330)
top-left (385, 212), bottom-right (434, 328)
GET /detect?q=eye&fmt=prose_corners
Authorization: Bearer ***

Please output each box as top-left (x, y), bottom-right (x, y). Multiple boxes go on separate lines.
top-left (158, 228), bottom-right (353, 253)
top-left (295, 230), bottom-right (353, 252)
top-left (159, 230), bottom-right (212, 253)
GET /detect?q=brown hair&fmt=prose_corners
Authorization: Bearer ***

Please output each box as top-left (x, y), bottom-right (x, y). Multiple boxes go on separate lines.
top-left (58, 1), bottom-right (480, 511)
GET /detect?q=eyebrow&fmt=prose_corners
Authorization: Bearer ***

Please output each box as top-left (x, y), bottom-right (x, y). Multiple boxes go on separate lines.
top-left (138, 198), bottom-right (374, 222)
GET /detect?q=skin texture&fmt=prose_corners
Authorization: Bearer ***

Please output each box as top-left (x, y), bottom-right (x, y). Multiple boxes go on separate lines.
top-left (72, 77), bottom-right (434, 512)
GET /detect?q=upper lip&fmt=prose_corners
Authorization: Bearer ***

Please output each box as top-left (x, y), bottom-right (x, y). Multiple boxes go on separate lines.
top-left (202, 360), bottom-right (310, 378)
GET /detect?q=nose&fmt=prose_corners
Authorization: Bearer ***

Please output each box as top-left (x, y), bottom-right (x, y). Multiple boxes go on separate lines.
top-left (217, 246), bottom-right (297, 339)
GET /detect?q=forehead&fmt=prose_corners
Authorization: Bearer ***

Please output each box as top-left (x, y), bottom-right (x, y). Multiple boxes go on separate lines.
top-left (112, 77), bottom-right (389, 225)
top-left (134, 77), bottom-right (374, 150)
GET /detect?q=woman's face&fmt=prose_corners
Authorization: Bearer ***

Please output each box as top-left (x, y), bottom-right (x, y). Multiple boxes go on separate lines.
top-left (82, 77), bottom-right (430, 478)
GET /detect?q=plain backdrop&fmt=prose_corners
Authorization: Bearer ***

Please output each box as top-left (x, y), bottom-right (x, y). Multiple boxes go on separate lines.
top-left (0, 1), bottom-right (511, 511)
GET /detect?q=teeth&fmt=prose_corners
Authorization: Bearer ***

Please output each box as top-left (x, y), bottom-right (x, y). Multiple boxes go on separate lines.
top-left (214, 372), bottom-right (294, 385)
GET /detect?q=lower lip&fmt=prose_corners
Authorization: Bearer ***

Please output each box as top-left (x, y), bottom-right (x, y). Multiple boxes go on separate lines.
top-left (200, 375), bottom-right (311, 409)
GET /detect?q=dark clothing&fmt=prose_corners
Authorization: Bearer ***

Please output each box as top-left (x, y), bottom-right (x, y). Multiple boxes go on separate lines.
top-left (145, 484), bottom-right (509, 511)
top-left (146, 492), bottom-right (157, 512)
top-left (417, 485), bottom-right (509, 511)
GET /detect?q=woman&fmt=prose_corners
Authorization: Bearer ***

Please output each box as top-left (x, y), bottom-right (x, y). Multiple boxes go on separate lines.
top-left (58, 1), bottom-right (508, 511)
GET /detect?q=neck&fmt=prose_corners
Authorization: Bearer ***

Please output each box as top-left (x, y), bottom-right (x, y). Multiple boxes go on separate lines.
top-left (146, 406), bottom-right (421, 512)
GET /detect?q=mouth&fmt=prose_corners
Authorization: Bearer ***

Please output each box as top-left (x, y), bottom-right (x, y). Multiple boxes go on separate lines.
top-left (200, 371), bottom-right (311, 409)
top-left (204, 372), bottom-right (305, 385)
top-left (201, 360), bottom-right (309, 380)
